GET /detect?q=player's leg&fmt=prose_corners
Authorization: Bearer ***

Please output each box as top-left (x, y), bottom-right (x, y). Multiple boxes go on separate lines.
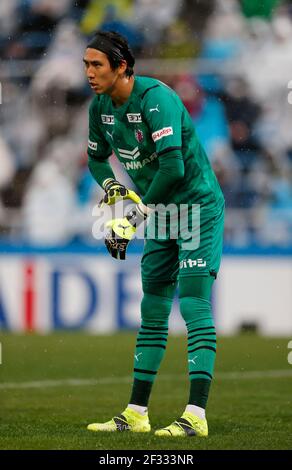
top-left (180, 275), bottom-right (215, 434)
top-left (87, 236), bottom-right (178, 433)
top-left (181, 275), bottom-right (216, 413)
top-left (155, 202), bottom-right (224, 437)
top-left (155, 275), bottom-right (215, 437)
top-left (126, 236), bottom-right (178, 425)
top-left (128, 279), bottom-right (177, 411)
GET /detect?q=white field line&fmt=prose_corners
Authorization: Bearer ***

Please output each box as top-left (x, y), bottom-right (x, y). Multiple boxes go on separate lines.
top-left (0, 370), bottom-right (292, 390)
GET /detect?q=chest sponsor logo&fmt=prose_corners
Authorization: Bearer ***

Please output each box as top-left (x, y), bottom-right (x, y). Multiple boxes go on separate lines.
top-left (121, 152), bottom-right (158, 171)
top-left (88, 140), bottom-right (97, 151)
top-left (118, 146), bottom-right (140, 160)
top-left (101, 114), bottom-right (115, 124)
top-left (152, 126), bottom-right (173, 142)
top-left (127, 113), bottom-right (142, 123)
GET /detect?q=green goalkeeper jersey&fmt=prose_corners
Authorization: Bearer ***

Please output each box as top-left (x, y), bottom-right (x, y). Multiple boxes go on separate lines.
top-left (87, 75), bottom-right (224, 208)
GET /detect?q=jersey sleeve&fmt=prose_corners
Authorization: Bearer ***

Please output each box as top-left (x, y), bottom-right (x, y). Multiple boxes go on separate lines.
top-left (88, 98), bottom-right (112, 161)
top-left (141, 84), bottom-right (183, 157)
top-left (140, 84), bottom-right (185, 205)
top-left (87, 99), bottom-right (115, 187)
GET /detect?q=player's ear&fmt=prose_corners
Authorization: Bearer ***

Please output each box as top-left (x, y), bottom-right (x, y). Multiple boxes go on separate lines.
top-left (118, 59), bottom-right (128, 76)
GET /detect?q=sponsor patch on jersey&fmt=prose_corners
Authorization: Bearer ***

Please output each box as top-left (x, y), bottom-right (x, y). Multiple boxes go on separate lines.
top-left (135, 129), bottom-right (144, 143)
top-left (88, 140), bottom-right (97, 151)
top-left (180, 259), bottom-right (207, 269)
top-left (121, 152), bottom-right (157, 170)
top-left (101, 114), bottom-right (115, 124)
top-left (127, 113), bottom-right (142, 123)
top-left (152, 127), bottom-right (173, 142)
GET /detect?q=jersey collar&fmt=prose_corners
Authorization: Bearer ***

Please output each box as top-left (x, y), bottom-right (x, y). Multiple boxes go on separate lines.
top-left (110, 76), bottom-right (139, 116)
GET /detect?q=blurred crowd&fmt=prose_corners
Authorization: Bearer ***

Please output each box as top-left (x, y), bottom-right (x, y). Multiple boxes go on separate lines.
top-left (1, 0), bottom-right (292, 247)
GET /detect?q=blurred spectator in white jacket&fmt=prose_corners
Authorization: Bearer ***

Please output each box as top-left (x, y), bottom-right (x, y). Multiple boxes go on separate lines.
top-left (0, 133), bottom-right (16, 189)
top-left (22, 160), bottom-right (76, 244)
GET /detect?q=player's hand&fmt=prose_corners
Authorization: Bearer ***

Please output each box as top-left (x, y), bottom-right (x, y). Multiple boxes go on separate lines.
top-left (104, 205), bottom-right (148, 260)
top-left (104, 217), bottom-right (136, 260)
top-left (99, 178), bottom-right (141, 207)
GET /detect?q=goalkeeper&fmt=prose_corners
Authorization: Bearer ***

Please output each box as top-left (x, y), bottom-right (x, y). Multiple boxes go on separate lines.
top-left (85, 31), bottom-right (225, 437)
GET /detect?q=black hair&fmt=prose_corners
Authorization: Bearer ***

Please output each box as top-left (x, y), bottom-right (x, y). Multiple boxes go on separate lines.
top-left (87, 31), bottom-right (135, 77)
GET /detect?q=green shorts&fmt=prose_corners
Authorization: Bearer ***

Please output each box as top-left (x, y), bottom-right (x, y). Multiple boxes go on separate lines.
top-left (141, 201), bottom-right (225, 282)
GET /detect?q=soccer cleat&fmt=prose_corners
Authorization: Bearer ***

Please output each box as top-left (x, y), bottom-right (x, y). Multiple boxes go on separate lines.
top-left (154, 411), bottom-right (208, 437)
top-left (87, 407), bottom-right (151, 433)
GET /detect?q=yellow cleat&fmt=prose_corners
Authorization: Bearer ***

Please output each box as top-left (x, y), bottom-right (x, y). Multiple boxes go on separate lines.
top-left (87, 407), bottom-right (151, 433)
top-left (154, 411), bottom-right (208, 437)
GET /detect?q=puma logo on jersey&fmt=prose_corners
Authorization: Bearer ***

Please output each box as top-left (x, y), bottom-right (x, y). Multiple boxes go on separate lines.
top-left (149, 104), bottom-right (160, 113)
top-left (152, 126), bottom-right (173, 142)
top-left (106, 130), bottom-right (114, 140)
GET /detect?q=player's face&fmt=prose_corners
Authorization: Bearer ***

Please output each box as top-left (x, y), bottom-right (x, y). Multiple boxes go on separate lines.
top-left (83, 48), bottom-right (125, 95)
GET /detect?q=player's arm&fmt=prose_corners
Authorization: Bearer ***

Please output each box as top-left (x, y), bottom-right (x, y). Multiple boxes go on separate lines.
top-left (88, 100), bottom-right (140, 206)
top-left (87, 99), bottom-right (116, 188)
top-left (140, 86), bottom-right (185, 207)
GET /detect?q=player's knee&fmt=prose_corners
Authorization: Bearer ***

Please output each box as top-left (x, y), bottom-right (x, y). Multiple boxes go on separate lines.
top-left (178, 275), bottom-right (214, 326)
top-left (141, 280), bottom-right (176, 326)
top-left (179, 295), bottom-right (213, 328)
top-left (141, 292), bottom-right (172, 327)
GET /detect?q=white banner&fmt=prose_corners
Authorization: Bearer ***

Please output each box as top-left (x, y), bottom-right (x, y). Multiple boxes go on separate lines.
top-left (0, 254), bottom-right (291, 335)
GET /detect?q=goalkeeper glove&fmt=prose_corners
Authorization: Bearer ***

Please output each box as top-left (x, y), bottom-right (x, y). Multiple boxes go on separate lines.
top-left (99, 178), bottom-right (141, 207)
top-left (105, 204), bottom-right (149, 260)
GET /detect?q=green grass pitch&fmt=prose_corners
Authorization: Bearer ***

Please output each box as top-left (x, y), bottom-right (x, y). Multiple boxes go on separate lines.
top-left (0, 333), bottom-right (291, 450)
